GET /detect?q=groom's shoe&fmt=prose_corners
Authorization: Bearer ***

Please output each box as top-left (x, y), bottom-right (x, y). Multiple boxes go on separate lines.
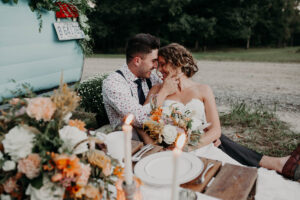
top-left (282, 144), bottom-right (300, 182)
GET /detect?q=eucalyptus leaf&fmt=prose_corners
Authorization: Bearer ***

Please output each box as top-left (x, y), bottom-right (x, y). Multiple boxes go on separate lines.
top-left (31, 174), bottom-right (44, 189)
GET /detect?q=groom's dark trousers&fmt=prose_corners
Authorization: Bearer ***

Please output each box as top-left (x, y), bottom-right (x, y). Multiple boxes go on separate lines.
top-left (218, 134), bottom-right (263, 167)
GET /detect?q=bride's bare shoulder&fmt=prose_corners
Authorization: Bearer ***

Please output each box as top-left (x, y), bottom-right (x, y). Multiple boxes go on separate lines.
top-left (194, 83), bottom-right (213, 93)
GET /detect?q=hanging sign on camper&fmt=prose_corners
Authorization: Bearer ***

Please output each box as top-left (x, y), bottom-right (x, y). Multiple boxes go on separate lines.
top-left (54, 22), bottom-right (85, 40)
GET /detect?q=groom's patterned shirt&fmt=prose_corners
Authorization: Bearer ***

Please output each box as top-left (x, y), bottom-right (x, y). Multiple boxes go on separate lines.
top-left (102, 65), bottom-right (161, 129)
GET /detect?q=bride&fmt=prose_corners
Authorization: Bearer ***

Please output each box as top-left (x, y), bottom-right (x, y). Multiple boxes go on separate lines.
top-left (142, 43), bottom-right (299, 182)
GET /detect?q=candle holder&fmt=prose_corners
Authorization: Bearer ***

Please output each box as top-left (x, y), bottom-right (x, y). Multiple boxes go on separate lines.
top-left (122, 180), bottom-right (137, 200)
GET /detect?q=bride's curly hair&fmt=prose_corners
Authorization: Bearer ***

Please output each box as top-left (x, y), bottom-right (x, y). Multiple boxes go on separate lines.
top-left (158, 43), bottom-right (198, 77)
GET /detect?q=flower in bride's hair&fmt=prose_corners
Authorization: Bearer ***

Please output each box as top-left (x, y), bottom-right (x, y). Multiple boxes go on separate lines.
top-left (2, 126), bottom-right (35, 161)
top-left (26, 97), bottom-right (56, 121)
top-left (162, 125), bottom-right (178, 144)
top-left (18, 154), bottom-right (41, 179)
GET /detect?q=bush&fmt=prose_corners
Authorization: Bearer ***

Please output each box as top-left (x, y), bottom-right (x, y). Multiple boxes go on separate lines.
top-left (76, 74), bottom-right (109, 127)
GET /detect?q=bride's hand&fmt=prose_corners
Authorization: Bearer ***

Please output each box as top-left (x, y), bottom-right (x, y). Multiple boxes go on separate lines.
top-left (213, 139), bottom-right (221, 147)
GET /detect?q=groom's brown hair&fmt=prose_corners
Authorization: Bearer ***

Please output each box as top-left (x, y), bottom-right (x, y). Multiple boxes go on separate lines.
top-left (126, 33), bottom-right (160, 63)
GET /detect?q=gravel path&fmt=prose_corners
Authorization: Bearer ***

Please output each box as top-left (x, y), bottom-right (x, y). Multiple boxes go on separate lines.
top-left (82, 58), bottom-right (300, 132)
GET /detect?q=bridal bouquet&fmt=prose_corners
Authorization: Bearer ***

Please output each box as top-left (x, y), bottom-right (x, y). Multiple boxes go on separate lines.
top-left (0, 83), bottom-right (119, 200)
top-left (143, 98), bottom-right (210, 148)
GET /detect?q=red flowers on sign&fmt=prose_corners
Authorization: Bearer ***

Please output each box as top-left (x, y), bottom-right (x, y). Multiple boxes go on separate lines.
top-left (55, 2), bottom-right (79, 18)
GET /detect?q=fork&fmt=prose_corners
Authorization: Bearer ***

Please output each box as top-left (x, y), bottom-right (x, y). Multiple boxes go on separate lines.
top-left (195, 162), bottom-right (214, 184)
top-left (132, 144), bottom-right (154, 162)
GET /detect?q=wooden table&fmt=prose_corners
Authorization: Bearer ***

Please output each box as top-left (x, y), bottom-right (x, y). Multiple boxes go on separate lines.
top-left (131, 141), bottom-right (258, 200)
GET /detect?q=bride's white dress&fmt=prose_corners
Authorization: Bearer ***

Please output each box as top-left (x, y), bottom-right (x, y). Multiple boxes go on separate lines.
top-left (163, 98), bottom-right (241, 166)
top-left (100, 98), bottom-right (299, 200)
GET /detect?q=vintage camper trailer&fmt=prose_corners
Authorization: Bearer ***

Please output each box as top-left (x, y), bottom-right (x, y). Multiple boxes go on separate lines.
top-left (0, 0), bottom-right (84, 102)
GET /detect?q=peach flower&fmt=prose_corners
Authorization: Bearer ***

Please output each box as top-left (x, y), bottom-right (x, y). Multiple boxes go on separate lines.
top-left (69, 119), bottom-right (86, 132)
top-left (52, 154), bottom-right (81, 178)
top-left (76, 164), bottom-right (91, 187)
top-left (84, 185), bottom-right (102, 200)
top-left (115, 177), bottom-right (143, 200)
top-left (51, 173), bottom-right (63, 182)
top-left (9, 98), bottom-right (20, 105)
top-left (3, 177), bottom-right (17, 193)
top-left (18, 153), bottom-right (41, 179)
top-left (26, 97), bottom-right (56, 121)
top-left (87, 150), bottom-right (112, 176)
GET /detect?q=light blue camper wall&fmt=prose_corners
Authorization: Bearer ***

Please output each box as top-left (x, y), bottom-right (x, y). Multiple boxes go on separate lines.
top-left (0, 0), bottom-right (84, 101)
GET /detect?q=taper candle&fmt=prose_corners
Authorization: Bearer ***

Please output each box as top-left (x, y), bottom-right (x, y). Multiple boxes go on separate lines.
top-left (122, 114), bottom-right (134, 185)
top-left (171, 133), bottom-right (187, 200)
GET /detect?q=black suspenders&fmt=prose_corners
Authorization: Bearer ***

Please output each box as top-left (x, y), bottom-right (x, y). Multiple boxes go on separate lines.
top-left (115, 70), bottom-right (152, 97)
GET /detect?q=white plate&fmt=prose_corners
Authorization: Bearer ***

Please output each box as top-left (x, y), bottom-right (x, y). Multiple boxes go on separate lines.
top-left (134, 151), bottom-right (203, 186)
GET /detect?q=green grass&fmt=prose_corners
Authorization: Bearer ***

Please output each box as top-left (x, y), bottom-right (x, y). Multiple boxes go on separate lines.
top-left (88, 54), bottom-right (125, 58)
top-left (192, 47), bottom-right (300, 63)
top-left (88, 47), bottom-right (300, 63)
top-left (220, 102), bottom-right (300, 157)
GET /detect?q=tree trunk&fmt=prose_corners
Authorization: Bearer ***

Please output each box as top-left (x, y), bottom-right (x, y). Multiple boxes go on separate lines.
top-left (246, 37), bottom-right (250, 49)
top-left (194, 40), bottom-right (199, 51)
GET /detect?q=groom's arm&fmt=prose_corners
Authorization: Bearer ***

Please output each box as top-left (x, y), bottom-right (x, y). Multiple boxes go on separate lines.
top-left (102, 75), bottom-right (151, 128)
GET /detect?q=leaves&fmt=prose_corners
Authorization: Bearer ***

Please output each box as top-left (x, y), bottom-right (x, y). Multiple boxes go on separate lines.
top-left (31, 174), bottom-right (44, 189)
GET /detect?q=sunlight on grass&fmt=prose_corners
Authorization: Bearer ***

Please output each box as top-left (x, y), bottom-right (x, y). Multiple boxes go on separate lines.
top-left (192, 47), bottom-right (300, 63)
top-left (220, 102), bottom-right (300, 157)
top-left (89, 47), bottom-right (300, 63)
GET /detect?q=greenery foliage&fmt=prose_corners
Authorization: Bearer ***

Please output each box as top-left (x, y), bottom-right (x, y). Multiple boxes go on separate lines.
top-left (220, 102), bottom-right (300, 157)
top-left (88, 0), bottom-right (300, 52)
top-left (76, 74), bottom-right (109, 127)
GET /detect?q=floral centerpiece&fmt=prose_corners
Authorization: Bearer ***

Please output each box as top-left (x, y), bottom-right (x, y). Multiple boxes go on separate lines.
top-left (0, 83), bottom-right (123, 200)
top-left (143, 98), bottom-right (210, 148)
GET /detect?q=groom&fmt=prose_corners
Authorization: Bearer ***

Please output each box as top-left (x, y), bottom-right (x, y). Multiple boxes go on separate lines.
top-left (102, 33), bottom-right (178, 142)
top-left (102, 33), bottom-right (293, 175)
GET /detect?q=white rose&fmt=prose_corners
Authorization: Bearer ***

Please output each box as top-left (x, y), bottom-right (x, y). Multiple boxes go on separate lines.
top-left (2, 160), bottom-right (16, 171)
top-left (59, 126), bottom-right (88, 154)
top-left (190, 118), bottom-right (211, 133)
top-left (162, 106), bottom-right (172, 116)
top-left (2, 126), bottom-right (35, 161)
top-left (162, 125), bottom-right (178, 144)
top-left (0, 194), bottom-right (11, 200)
top-left (26, 177), bottom-right (64, 200)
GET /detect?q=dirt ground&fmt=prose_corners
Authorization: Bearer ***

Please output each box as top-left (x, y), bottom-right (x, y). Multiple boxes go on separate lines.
top-left (82, 58), bottom-right (300, 133)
